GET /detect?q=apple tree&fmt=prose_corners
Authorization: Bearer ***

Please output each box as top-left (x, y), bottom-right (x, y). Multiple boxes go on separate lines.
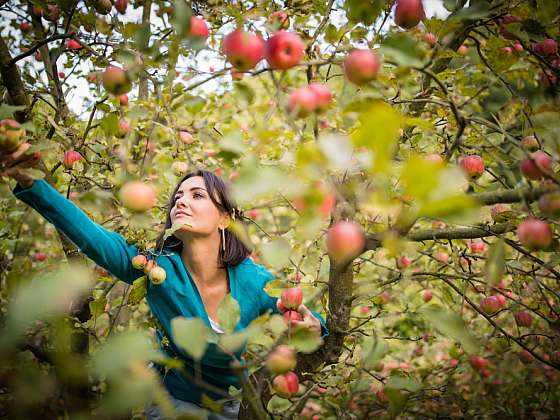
top-left (0, 0), bottom-right (559, 418)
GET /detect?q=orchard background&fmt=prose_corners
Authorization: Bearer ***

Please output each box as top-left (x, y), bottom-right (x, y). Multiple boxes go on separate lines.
top-left (1, 0), bottom-right (560, 418)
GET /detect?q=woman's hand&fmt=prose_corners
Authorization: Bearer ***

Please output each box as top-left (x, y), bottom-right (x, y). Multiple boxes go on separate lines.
top-left (276, 299), bottom-right (322, 334)
top-left (0, 142), bottom-right (41, 188)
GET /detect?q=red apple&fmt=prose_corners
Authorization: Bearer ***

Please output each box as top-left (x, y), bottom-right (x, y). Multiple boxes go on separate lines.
top-left (179, 131), bottom-right (194, 144)
top-left (0, 119), bottom-right (26, 152)
top-left (519, 350), bottom-right (533, 364)
top-left (360, 305), bottom-right (370, 315)
top-left (34, 251), bottom-right (47, 262)
top-left (149, 266), bottom-right (166, 284)
top-left (480, 296), bottom-right (501, 314)
top-left (280, 287), bottom-right (303, 310)
top-left (520, 151), bottom-right (551, 180)
top-left (20, 22), bottom-right (31, 33)
top-left (35, 51), bottom-right (43, 61)
top-left (268, 11), bottom-right (290, 30)
top-left (513, 41), bottom-right (523, 52)
top-left (450, 358), bottom-right (459, 367)
top-left (247, 208), bottom-right (259, 220)
top-left (397, 255), bottom-right (411, 269)
top-left (265, 31), bottom-right (305, 70)
top-left (115, 0), bottom-right (127, 14)
top-left (515, 310), bottom-right (533, 327)
top-left (469, 240), bottom-right (487, 254)
top-left (459, 155), bottom-right (485, 180)
top-left (521, 135), bottom-right (539, 152)
top-left (344, 49), bottom-right (381, 85)
top-left (538, 192), bottom-right (560, 216)
top-left (517, 218), bottom-right (553, 250)
top-left (501, 46), bottom-right (513, 54)
top-left (286, 86), bottom-right (318, 118)
top-left (533, 39), bottom-right (558, 56)
top-left (117, 118), bottom-right (131, 138)
top-left (308, 83), bottom-right (332, 111)
top-left (66, 39), bottom-right (82, 50)
top-left (266, 345), bottom-right (297, 374)
top-left (272, 371), bottom-right (299, 398)
top-left (63, 150), bottom-right (82, 169)
top-left (44, 4), bottom-right (60, 21)
top-left (495, 294), bottom-right (507, 307)
top-left (190, 16), bottom-right (209, 39)
top-left (94, 0), bottom-right (112, 15)
top-left (119, 94), bottom-right (129, 106)
top-left (435, 251), bottom-right (449, 263)
top-left (422, 290), bottom-right (433, 303)
top-left (143, 259), bottom-right (155, 275)
top-left (222, 29), bottom-right (265, 71)
top-left (423, 32), bottom-right (437, 46)
top-left (58, 71), bottom-right (65, 78)
top-left (131, 254), bottom-right (147, 270)
top-left (326, 221), bottom-right (365, 262)
top-left (469, 355), bottom-right (489, 370)
top-left (457, 45), bottom-right (468, 56)
top-left (120, 181), bottom-right (157, 212)
top-left (394, 0), bottom-right (425, 30)
top-left (490, 204), bottom-right (511, 222)
top-left (283, 310), bottom-right (304, 326)
top-left (102, 65), bottom-right (132, 95)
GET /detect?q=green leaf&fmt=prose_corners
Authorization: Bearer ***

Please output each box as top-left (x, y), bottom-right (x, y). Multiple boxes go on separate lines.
top-left (134, 23), bottom-right (151, 52)
top-left (485, 239), bottom-right (505, 291)
top-left (171, 317), bottom-right (209, 361)
top-left (100, 112), bottom-right (119, 135)
top-left (360, 336), bottom-right (388, 369)
top-left (163, 222), bottom-right (190, 241)
top-left (380, 33), bottom-right (424, 68)
top-left (219, 132), bottom-right (247, 157)
top-left (217, 295), bottom-right (240, 335)
top-left (385, 375), bottom-right (422, 392)
top-left (171, 0), bottom-right (192, 39)
top-left (418, 194), bottom-right (477, 220)
top-left (536, 0), bottom-right (558, 24)
top-left (400, 155), bottom-right (444, 200)
top-left (90, 296), bottom-right (107, 318)
top-left (350, 102), bottom-right (401, 174)
top-left (260, 237), bottom-right (292, 269)
top-left (317, 134), bottom-right (355, 171)
top-left (128, 276), bottom-right (147, 306)
top-left (385, 388), bottom-right (407, 414)
top-left (420, 305), bottom-right (479, 353)
top-left (218, 325), bottom-right (261, 353)
top-left (344, 0), bottom-right (383, 25)
top-left (288, 324), bottom-right (323, 353)
top-left (263, 279), bottom-right (289, 298)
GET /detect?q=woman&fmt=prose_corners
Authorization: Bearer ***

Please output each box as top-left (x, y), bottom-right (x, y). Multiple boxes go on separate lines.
top-left (1, 142), bottom-right (327, 419)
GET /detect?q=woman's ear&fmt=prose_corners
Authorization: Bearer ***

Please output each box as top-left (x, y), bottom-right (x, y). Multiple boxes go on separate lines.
top-left (218, 213), bottom-right (231, 230)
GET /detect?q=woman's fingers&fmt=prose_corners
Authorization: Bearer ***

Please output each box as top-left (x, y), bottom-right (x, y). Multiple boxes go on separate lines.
top-left (0, 142), bottom-right (30, 163)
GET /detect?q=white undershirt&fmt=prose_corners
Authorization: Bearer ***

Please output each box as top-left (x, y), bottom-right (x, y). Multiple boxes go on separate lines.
top-left (209, 317), bottom-right (224, 334)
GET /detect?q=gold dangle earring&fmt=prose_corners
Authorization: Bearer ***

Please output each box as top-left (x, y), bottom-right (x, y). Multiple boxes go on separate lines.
top-left (221, 228), bottom-right (226, 253)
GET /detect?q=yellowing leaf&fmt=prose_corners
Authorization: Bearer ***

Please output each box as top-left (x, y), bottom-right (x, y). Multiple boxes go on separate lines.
top-left (171, 317), bottom-right (209, 361)
top-left (217, 295), bottom-right (240, 334)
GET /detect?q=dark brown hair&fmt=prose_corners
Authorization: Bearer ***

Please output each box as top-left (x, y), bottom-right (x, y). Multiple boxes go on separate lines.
top-left (155, 169), bottom-right (251, 267)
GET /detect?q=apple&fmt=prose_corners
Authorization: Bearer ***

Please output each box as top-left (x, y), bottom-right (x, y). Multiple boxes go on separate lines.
top-left (490, 204), bottom-right (511, 222)
top-left (87, 72), bottom-right (97, 83)
top-left (469, 240), bottom-right (487, 254)
top-left (268, 11), bottom-right (290, 30)
top-left (501, 46), bottom-right (513, 54)
top-left (450, 358), bottom-right (459, 367)
top-left (457, 45), bottom-right (468, 56)
top-left (280, 287), bottom-right (303, 310)
top-left (308, 83), bottom-right (332, 111)
top-left (344, 49), bottom-right (381, 85)
top-left (520, 151), bottom-right (551, 180)
top-left (469, 355), bottom-right (489, 370)
top-left (538, 192), bottom-right (560, 216)
top-left (519, 350), bottom-right (533, 364)
top-left (423, 32), bottom-right (437, 46)
top-left (0, 119), bottom-right (25, 152)
top-left (179, 131), bottom-right (194, 144)
top-left (118, 94), bottom-right (129, 106)
top-left (266, 345), bottom-right (297, 374)
top-left (149, 266), bottom-right (166, 284)
top-left (143, 259), bottom-right (156, 275)
top-left (189, 16), bottom-right (209, 39)
top-left (272, 371), bottom-right (299, 398)
top-left (499, 15), bottom-right (521, 40)
top-left (34, 252), bottom-right (47, 262)
top-left (222, 29), bottom-right (265, 71)
top-left (20, 22), bottom-right (31, 33)
top-left (394, 0), bottom-right (425, 30)
top-left (517, 218), bottom-right (553, 250)
top-left (58, 71), bottom-right (65, 78)
top-left (326, 221), bottom-right (365, 262)
top-left (435, 251), bottom-right (449, 263)
top-left (66, 39), bottom-right (82, 50)
top-left (533, 39), bottom-right (558, 56)
top-left (521, 135), bottom-right (539, 152)
top-left (287, 86), bottom-right (317, 118)
top-left (44, 4), bottom-right (60, 21)
top-left (515, 310), bottom-right (533, 327)
top-left (422, 290), bottom-right (433, 303)
top-left (283, 310), bottom-right (303, 326)
top-left (265, 31), bottom-right (305, 70)
top-left (480, 296), bottom-right (501, 314)
top-left (360, 305), bottom-right (370, 315)
top-left (172, 161), bottom-right (189, 175)
top-left (512, 41), bottom-right (523, 52)
top-left (102, 65), bottom-right (132, 95)
top-left (495, 294), bottom-right (507, 307)
top-left (459, 155), bottom-right (485, 180)
top-left (115, 0), bottom-right (127, 14)
top-left (35, 51), bottom-right (43, 61)
top-left (247, 208), bottom-right (259, 220)
top-left (63, 150), bottom-right (82, 169)
top-left (376, 388), bottom-right (388, 403)
top-left (94, 0), bottom-right (112, 15)
top-left (120, 181), bottom-right (157, 212)
top-left (318, 118), bottom-right (329, 129)
top-left (116, 118), bottom-right (131, 138)
top-left (132, 254), bottom-right (147, 270)
top-left (397, 255), bottom-right (411, 269)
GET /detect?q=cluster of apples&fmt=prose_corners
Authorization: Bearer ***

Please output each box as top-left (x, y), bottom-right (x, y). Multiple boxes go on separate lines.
top-left (266, 345), bottom-right (299, 398)
top-left (131, 254), bottom-right (166, 284)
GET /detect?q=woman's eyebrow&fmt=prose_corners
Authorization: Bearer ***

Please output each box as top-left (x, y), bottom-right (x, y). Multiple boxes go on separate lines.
top-left (175, 187), bottom-right (207, 195)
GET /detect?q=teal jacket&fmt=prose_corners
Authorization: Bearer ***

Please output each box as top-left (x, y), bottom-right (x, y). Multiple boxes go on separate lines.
top-left (13, 179), bottom-right (327, 404)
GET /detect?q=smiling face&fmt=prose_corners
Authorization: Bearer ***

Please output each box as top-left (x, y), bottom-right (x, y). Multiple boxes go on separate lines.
top-left (170, 176), bottom-right (228, 237)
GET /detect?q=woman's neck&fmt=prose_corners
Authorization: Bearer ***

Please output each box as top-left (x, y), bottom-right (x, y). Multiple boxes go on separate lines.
top-left (180, 235), bottom-right (225, 286)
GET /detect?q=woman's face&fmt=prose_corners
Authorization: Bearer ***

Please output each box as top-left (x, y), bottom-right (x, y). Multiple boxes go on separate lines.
top-left (170, 176), bottom-right (226, 237)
